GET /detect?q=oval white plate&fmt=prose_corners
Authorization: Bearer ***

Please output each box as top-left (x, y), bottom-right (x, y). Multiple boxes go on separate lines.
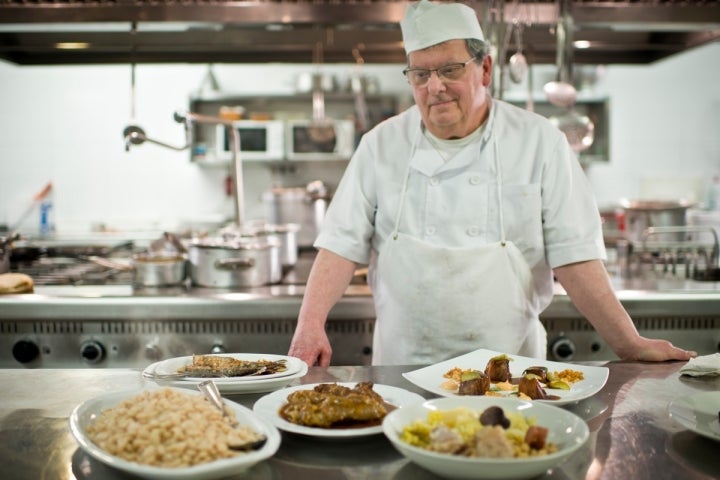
top-left (69, 387), bottom-right (281, 480)
top-left (668, 391), bottom-right (720, 442)
top-left (253, 382), bottom-right (426, 438)
top-left (152, 353), bottom-right (304, 381)
top-left (143, 355), bottom-right (308, 394)
top-left (403, 348), bottom-right (609, 406)
top-left (383, 396), bottom-right (589, 480)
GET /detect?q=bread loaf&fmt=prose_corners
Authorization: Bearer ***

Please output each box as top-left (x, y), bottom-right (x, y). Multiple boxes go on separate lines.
top-left (0, 273), bottom-right (34, 294)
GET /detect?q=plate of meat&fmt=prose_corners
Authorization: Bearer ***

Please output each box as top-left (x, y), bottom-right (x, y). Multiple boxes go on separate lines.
top-left (403, 348), bottom-right (609, 406)
top-left (143, 353), bottom-right (308, 394)
top-left (253, 382), bottom-right (426, 438)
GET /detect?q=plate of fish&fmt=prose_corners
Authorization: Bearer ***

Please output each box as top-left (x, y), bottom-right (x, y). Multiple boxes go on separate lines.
top-left (253, 382), bottom-right (426, 438)
top-left (403, 348), bottom-right (609, 406)
top-left (668, 391), bottom-right (720, 442)
top-left (143, 353), bottom-right (308, 394)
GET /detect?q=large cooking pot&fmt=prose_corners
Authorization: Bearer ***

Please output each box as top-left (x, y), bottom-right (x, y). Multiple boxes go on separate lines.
top-left (188, 236), bottom-right (281, 288)
top-left (220, 222), bottom-right (299, 272)
top-left (262, 182), bottom-right (330, 248)
top-left (132, 252), bottom-right (187, 287)
top-left (620, 199), bottom-right (694, 243)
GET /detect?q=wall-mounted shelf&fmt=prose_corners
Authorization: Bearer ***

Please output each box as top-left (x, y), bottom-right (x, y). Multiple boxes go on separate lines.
top-left (188, 93), bottom-right (399, 166)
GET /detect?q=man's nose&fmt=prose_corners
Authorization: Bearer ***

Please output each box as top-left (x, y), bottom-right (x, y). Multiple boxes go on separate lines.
top-left (426, 71), bottom-right (446, 92)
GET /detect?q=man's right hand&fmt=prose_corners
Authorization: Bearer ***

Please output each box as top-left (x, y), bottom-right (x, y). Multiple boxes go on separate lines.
top-left (288, 324), bottom-right (333, 367)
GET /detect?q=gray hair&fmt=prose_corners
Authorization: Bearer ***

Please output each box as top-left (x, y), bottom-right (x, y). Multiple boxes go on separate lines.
top-left (466, 38), bottom-right (489, 62)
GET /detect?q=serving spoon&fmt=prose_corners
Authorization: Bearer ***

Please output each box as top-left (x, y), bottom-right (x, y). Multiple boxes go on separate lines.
top-left (198, 380), bottom-right (268, 450)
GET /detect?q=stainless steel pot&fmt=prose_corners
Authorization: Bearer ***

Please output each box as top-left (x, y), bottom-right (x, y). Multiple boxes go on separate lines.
top-left (262, 182), bottom-right (330, 248)
top-left (188, 236), bottom-right (281, 288)
top-left (252, 223), bottom-right (300, 271)
top-left (132, 252), bottom-right (187, 287)
top-left (620, 199), bottom-right (693, 243)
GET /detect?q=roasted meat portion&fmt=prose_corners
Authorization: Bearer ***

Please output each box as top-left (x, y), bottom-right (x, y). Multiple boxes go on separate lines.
top-left (518, 374), bottom-right (548, 400)
top-left (458, 370), bottom-right (490, 396)
top-left (522, 366), bottom-right (549, 383)
top-left (484, 354), bottom-right (512, 382)
top-left (279, 382), bottom-right (388, 428)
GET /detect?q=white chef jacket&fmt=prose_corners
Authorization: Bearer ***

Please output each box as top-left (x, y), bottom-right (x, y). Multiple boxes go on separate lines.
top-left (315, 99), bottom-right (606, 316)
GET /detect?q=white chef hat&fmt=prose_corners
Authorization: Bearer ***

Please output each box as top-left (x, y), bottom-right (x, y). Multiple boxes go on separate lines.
top-left (400, 0), bottom-right (485, 54)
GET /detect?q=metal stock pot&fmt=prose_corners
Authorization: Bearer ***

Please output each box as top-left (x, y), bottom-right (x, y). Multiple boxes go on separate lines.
top-left (132, 252), bottom-right (187, 287)
top-left (262, 182), bottom-right (330, 248)
top-left (620, 199), bottom-right (693, 243)
top-left (188, 236), bottom-right (281, 288)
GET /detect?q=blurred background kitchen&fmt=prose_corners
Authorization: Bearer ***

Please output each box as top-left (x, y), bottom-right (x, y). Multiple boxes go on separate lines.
top-left (1, 1), bottom-right (719, 240)
top-left (0, 0), bottom-right (719, 367)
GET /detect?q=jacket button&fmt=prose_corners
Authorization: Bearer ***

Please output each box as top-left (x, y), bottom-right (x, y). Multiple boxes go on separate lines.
top-left (467, 226), bottom-right (480, 236)
top-left (426, 226), bottom-right (436, 235)
top-left (469, 175), bottom-right (481, 185)
top-left (430, 177), bottom-right (440, 186)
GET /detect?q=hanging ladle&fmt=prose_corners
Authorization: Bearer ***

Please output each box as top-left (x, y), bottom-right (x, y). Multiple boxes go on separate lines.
top-left (543, 0), bottom-right (577, 108)
top-left (508, 22), bottom-right (528, 84)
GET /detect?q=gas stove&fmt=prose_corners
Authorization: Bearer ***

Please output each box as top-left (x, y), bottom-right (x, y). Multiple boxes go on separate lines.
top-left (9, 240), bottom-right (137, 286)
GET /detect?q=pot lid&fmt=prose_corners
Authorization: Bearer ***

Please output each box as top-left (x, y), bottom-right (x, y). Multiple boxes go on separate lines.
top-left (191, 235), bottom-right (278, 250)
top-left (619, 199), bottom-right (695, 211)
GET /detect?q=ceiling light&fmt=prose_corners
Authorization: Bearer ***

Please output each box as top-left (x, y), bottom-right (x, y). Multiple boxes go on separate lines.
top-left (574, 40), bottom-right (591, 49)
top-left (55, 42), bottom-right (90, 50)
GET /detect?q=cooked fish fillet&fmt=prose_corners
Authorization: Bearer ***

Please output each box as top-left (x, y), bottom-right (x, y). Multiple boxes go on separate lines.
top-left (177, 355), bottom-right (286, 377)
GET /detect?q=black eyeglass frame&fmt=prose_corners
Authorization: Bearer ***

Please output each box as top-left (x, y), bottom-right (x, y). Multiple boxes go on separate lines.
top-left (402, 57), bottom-right (478, 86)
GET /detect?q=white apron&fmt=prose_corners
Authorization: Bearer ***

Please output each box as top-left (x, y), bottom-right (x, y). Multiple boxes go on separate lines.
top-left (370, 123), bottom-right (546, 365)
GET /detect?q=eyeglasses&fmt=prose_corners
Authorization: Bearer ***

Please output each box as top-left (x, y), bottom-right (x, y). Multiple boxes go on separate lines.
top-left (403, 57), bottom-right (477, 87)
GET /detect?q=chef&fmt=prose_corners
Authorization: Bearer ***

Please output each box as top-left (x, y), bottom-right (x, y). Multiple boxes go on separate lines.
top-left (288, 0), bottom-right (696, 366)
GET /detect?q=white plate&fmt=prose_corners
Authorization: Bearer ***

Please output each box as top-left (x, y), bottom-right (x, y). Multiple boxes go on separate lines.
top-left (403, 348), bottom-right (609, 406)
top-left (153, 353), bottom-right (304, 381)
top-left (668, 391), bottom-right (720, 442)
top-left (253, 382), bottom-right (426, 438)
top-left (143, 355), bottom-right (308, 394)
top-left (382, 396), bottom-right (589, 480)
top-left (69, 387), bottom-right (281, 480)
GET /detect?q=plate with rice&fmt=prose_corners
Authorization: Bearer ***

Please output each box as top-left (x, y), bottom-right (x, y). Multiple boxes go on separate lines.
top-left (69, 386), bottom-right (281, 480)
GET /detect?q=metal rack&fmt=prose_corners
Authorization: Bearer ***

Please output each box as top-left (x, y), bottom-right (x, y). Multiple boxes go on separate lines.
top-left (624, 225), bottom-right (720, 280)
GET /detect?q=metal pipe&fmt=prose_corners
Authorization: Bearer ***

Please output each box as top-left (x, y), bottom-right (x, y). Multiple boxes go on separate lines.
top-left (122, 110), bottom-right (245, 227)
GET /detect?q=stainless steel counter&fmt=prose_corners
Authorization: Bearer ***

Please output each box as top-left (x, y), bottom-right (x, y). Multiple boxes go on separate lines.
top-left (0, 275), bottom-right (719, 367)
top-left (1, 362), bottom-right (718, 480)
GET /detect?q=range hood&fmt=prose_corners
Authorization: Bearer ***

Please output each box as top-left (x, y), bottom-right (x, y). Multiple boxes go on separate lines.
top-left (1, 0), bottom-right (719, 66)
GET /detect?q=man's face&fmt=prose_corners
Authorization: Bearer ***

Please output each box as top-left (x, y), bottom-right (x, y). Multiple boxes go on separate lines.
top-left (407, 39), bottom-right (492, 139)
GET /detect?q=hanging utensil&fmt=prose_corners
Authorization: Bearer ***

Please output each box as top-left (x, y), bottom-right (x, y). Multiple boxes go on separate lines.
top-left (308, 41), bottom-right (336, 144)
top-left (508, 21), bottom-right (528, 84)
top-left (351, 46), bottom-right (370, 133)
top-left (549, 110), bottom-right (595, 153)
top-left (544, 0), bottom-right (577, 108)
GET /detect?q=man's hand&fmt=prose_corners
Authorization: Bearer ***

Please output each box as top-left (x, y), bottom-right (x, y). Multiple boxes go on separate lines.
top-left (617, 337), bottom-right (697, 362)
top-left (288, 323), bottom-right (333, 367)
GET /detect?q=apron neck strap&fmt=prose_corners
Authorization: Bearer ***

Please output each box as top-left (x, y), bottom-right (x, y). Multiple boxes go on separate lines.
top-left (392, 127), bottom-right (420, 240)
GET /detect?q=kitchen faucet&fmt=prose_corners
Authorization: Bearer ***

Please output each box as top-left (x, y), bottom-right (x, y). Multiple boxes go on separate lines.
top-left (122, 111), bottom-right (245, 226)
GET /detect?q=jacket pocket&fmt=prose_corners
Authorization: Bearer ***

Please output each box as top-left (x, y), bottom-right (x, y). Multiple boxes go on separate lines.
top-left (502, 183), bottom-right (543, 255)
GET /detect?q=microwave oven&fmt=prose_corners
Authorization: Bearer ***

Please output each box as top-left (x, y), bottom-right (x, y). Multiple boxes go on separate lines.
top-left (215, 120), bottom-right (285, 161)
top-left (285, 119), bottom-right (356, 161)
